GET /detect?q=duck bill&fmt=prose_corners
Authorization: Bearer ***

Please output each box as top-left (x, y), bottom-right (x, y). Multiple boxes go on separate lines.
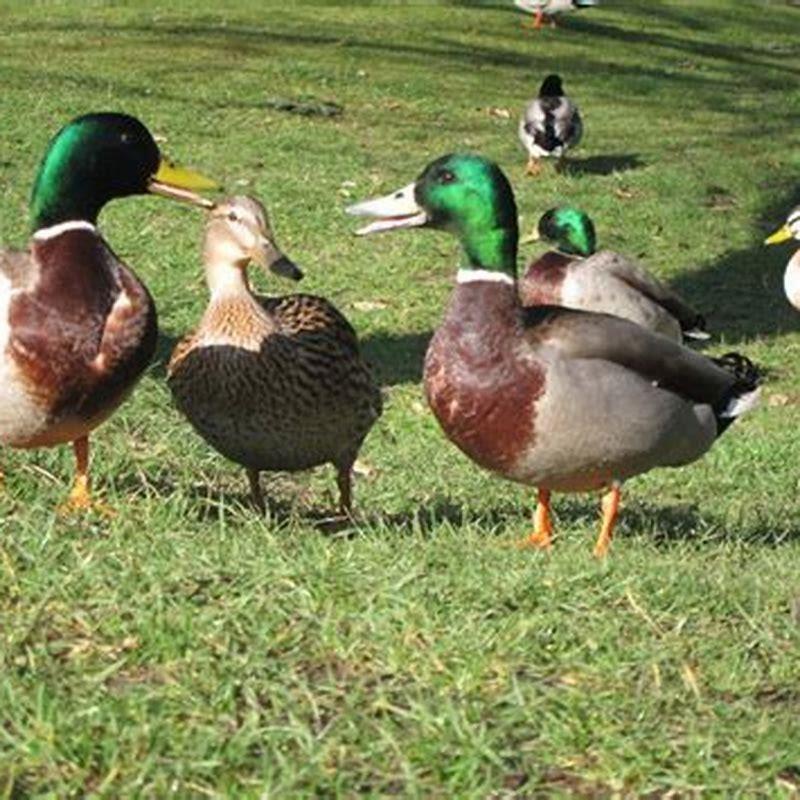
top-left (765, 224), bottom-right (792, 246)
top-left (346, 182), bottom-right (428, 235)
top-left (252, 238), bottom-right (304, 281)
top-left (148, 159), bottom-right (217, 209)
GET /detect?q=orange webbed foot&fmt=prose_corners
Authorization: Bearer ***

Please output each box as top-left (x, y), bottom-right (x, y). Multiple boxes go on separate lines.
top-left (515, 488), bottom-right (554, 550)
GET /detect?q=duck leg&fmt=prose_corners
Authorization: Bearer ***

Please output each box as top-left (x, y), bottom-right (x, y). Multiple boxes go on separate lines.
top-left (518, 488), bottom-right (553, 549)
top-left (534, 8), bottom-right (544, 28)
top-left (247, 468), bottom-right (266, 514)
top-left (336, 463), bottom-right (353, 517)
top-left (58, 436), bottom-right (111, 515)
top-left (525, 156), bottom-right (542, 177)
top-left (593, 483), bottom-right (621, 559)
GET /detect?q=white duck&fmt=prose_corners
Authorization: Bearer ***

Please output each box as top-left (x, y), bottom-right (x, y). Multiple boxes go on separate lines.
top-left (514, 0), bottom-right (599, 29)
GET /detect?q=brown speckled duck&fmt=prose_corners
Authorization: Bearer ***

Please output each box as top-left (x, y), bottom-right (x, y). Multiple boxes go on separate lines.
top-left (168, 196), bottom-right (382, 514)
top-left (521, 206), bottom-right (708, 342)
top-left (0, 112), bottom-right (215, 511)
top-left (348, 154), bottom-right (760, 557)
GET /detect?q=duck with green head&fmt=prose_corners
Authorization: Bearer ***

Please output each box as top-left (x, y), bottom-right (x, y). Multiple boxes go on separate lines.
top-left (0, 112), bottom-right (216, 511)
top-left (521, 205), bottom-right (708, 342)
top-left (349, 154), bottom-right (760, 557)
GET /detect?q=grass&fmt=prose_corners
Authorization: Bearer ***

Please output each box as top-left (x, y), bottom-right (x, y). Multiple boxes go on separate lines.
top-left (1, 1), bottom-right (800, 796)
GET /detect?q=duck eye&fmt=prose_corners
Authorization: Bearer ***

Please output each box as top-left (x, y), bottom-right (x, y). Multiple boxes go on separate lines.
top-left (439, 170), bottom-right (456, 184)
top-left (228, 212), bottom-right (239, 222)
top-left (120, 133), bottom-right (131, 145)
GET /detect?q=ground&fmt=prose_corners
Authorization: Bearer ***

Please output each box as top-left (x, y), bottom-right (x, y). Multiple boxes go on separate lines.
top-left (1, 1), bottom-right (800, 796)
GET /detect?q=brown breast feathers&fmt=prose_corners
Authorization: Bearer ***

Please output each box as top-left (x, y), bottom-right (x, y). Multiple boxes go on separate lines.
top-left (424, 281), bottom-right (545, 476)
top-left (8, 227), bottom-right (157, 422)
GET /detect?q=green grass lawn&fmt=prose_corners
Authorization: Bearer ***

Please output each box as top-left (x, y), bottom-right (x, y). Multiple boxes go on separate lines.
top-left (2, 1), bottom-right (800, 796)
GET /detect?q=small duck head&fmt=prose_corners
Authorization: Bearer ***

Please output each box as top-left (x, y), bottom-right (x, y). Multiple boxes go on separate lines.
top-left (203, 196), bottom-right (302, 294)
top-left (539, 74), bottom-right (564, 98)
top-left (348, 153), bottom-right (519, 279)
top-left (30, 112), bottom-right (216, 231)
top-left (765, 206), bottom-right (800, 247)
top-left (537, 206), bottom-right (596, 257)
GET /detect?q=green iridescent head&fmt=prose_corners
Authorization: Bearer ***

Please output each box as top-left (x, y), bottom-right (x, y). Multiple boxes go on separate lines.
top-left (537, 206), bottom-right (596, 257)
top-left (30, 112), bottom-right (217, 231)
top-left (348, 153), bottom-right (519, 276)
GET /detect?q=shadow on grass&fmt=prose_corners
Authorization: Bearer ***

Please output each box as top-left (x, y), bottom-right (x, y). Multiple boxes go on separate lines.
top-left (361, 331), bottom-right (431, 387)
top-left (561, 153), bottom-right (644, 177)
top-left (151, 330), bottom-right (180, 380)
top-left (671, 183), bottom-right (800, 342)
top-left (4, 5), bottom-right (798, 121)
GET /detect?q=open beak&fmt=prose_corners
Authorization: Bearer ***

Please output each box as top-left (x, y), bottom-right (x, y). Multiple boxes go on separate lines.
top-left (148, 159), bottom-right (218, 209)
top-left (346, 182), bottom-right (428, 235)
top-left (251, 237), bottom-right (303, 281)
top-left (765, 224), bottom-right (792, 246)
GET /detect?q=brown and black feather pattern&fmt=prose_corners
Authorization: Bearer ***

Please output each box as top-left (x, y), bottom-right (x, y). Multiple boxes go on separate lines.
top-left (167, 292), bottom-right (381, 477)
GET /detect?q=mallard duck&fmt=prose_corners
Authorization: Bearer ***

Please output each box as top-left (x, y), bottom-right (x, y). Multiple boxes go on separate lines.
top-left (167, 196), bottom-right (382, 515)
top-left (514, 0), bottom-right (598, 29)
top-left (0, 112), bottom-right (215, 511)
top-left (348, 154), bottom-right (760, 557)
top-left (765, 206), bottom-right (800, 311)
top-left (521, 206), bottom-right (708, 342)
top-left (519, 74), bottom-right (582, 176)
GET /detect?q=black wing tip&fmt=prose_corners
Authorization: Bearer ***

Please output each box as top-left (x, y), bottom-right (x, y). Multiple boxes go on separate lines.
top-left (713, 351), bottom-right (762, 391)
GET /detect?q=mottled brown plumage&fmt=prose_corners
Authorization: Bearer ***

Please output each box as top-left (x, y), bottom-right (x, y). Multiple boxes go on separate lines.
top-left (168, 196), bottom-right (381, 513)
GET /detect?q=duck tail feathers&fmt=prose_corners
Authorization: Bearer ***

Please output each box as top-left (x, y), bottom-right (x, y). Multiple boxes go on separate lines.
top-left (712, 352), bottom-right (761, 434)
top-left (682, 314), bottom-right (711, 341)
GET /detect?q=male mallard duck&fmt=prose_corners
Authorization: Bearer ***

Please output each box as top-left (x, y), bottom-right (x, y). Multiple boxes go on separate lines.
top-left (348, 154), bottom-right (760, 557)
top-left (0, 112), bottom-right (215, 511)
top-left (521, 206), bottom-right (708, 342)
top-left (519, 75), bottom-right (582, 176)
top-left (167, 196), bottom-right (382, 515)
top-left (765, 206), bottom-right (800, 311)
top-left (514, 0), bottom-right (598, 29)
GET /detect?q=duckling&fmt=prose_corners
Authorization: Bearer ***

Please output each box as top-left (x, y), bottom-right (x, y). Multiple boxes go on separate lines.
top-left (519, 74), bottom-right (582, 176)
top-left (515, 0), bottom-right (599, 29)
top-left (168, 196), bottom-right (382, 515)
top-left (0, 112), bottom-right (215, 511)
top-left (765, 206), bottom-right (800, 311)
top-left (520, 206), bottom-right (708, 342)
top-left (348, 154), bottom-right (760, 557)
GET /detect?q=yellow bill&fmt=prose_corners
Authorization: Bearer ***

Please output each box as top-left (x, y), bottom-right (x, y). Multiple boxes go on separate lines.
top-left (765, 224), bottom-right (792, 246)
top-left (148, 158), bottom-right (218, 208)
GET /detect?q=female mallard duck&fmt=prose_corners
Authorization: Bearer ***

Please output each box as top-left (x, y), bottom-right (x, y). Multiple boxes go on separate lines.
top-left (519, 74), bottom-right (582, 176)
top-left (348, 154), bottom-right (760, 557)
top-left (0, 112), bottom-right (215, 511)
top-left (167, 196), bottom-right (382, 515)
top-left (765, 206), bottom-right (800, 311)
top-left (521, 206), bottom-right (708, 342)
top-left (514, 0), bottom-right (598, 29)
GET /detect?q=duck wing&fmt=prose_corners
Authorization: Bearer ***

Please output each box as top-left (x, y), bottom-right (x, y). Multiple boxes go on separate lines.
top-left (522, 305), bottom-right (754, 406)
top-left (259, 293), bottom-right (361, 356)
top-left (587, 250), bottom-right (707, 336)
top-left (523, 97), bottom-right (581, 152)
